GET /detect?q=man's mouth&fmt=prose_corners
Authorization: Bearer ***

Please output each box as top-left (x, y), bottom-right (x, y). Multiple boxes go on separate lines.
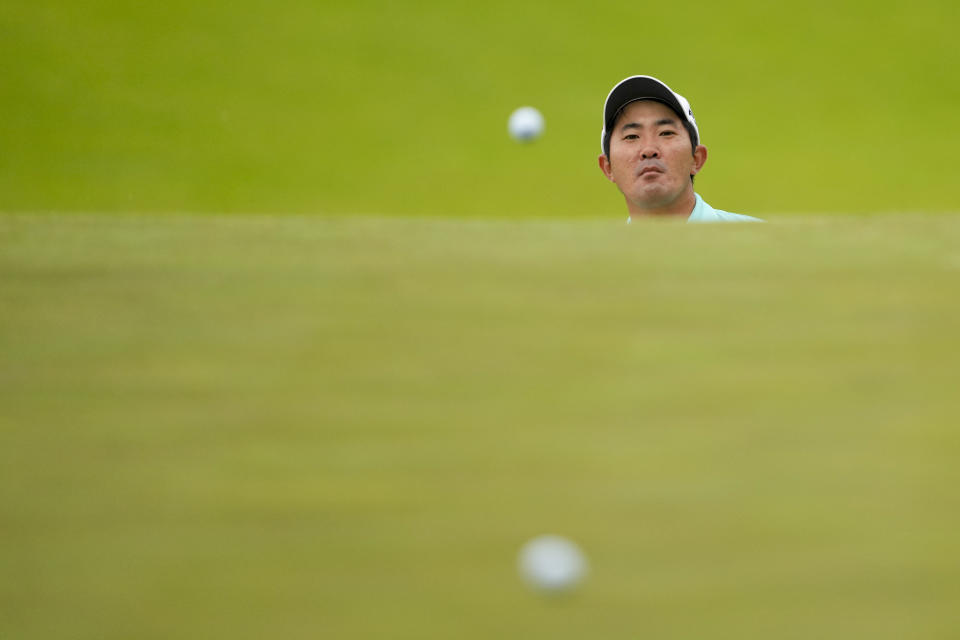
top-left (638, 166), bottom-right (664, 177)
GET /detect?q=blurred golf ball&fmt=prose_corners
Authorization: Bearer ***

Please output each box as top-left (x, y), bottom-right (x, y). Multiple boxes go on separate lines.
top-left (508, 106), bottom-right (545, 142)
top-left (518, 534), bottom-right (587, 593)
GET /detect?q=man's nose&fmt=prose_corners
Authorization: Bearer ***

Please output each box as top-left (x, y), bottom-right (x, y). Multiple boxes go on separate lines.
top-left (640, 146), bottom-right (660, 160)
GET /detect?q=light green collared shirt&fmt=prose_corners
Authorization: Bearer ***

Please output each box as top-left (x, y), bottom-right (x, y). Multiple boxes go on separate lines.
top-left (627, 193), bottom-right (763, 224)
top-left (687, 193), bottom-right (763, 223)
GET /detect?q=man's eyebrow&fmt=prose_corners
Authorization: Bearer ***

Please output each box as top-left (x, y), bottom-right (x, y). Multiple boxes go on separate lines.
top-left (619, 118), bottom-right (679, 131)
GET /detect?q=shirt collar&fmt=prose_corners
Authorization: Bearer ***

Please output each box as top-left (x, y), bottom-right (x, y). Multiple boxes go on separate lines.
top-left (686, 193), bottom-right (707, 222)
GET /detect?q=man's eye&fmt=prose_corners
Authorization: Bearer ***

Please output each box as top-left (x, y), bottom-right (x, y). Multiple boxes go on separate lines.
top-left (624, 134), bottom-right (639, 140)
top-left (660, 131), bottom-right (676, 136)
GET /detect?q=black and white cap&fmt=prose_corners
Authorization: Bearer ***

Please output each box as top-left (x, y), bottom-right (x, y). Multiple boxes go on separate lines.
top-left (601, 75), bottom-right (699, 157)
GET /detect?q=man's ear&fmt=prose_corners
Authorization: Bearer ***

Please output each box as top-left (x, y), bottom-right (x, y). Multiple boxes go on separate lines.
top-left (691, 145), bottom-right (708, 177)
top-left (598, 153), bottom-right (615, 183)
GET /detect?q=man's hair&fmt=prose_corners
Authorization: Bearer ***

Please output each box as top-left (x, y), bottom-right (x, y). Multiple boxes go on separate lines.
top-left (681, 120), bottom-right (697, 184)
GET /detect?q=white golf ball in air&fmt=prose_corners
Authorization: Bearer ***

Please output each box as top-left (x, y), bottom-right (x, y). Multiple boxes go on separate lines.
top-left (518, 534), bottom-right (588, 593)
top-left (508, 106), bottom-right (545, 142)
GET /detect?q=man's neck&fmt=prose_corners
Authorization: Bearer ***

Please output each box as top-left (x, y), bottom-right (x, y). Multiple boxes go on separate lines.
top-left (627, 189), bottom-right (697, 220)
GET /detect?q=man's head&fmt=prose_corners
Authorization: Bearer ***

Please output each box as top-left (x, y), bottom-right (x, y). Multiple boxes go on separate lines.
top-left (598, 76), bottom-right (708, 217)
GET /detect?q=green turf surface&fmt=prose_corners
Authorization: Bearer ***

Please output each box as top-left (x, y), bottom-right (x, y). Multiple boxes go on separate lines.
top-left (2, 213), bottom-right (959, 638)
top-left (2, 0), bottom-right (958, 216)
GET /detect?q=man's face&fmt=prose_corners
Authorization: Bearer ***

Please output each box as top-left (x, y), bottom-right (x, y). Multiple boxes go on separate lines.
top-left (598, 100), bottom-right (707, 215)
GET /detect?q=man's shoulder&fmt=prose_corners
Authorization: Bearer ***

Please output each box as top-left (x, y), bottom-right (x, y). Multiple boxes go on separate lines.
top-left (702, 209), bottom-right (764, 223)
top-left (689, 195), bottom-right (764, 223)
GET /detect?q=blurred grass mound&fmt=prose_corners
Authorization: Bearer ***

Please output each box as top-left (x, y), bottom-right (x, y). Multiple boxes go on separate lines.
top-left (1, 0), bottom-right (957, 216)
top-left (2, 213), bottom-right (960, 638)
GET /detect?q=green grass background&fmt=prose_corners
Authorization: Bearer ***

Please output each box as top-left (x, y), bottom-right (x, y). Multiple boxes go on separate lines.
top-left (3, 1), bottom-right (960, 637)
top-left (1, 0), bottom-right (958, 216)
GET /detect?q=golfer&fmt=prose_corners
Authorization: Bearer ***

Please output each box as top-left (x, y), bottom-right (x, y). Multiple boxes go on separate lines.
top-left (599, 75), bottom-right (761, 223)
